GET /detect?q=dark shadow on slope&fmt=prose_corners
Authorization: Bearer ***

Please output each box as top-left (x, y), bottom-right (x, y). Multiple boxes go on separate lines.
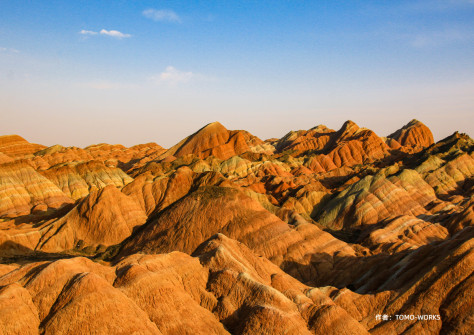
top-left (7, 203), bottom-right (76, 227)
top-left (279, 226), bottom-right (473, 294)
top-left (323, 228), bottom-right (362, 244)
top-left (0, 241), bottom-right (77, 265)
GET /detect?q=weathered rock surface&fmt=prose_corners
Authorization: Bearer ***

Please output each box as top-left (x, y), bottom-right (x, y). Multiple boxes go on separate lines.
top-left (317, 166), bottom-right (438, 229)
top-left (118, 186), bottom-right (358, 274)
top-left (0, 235), bottom-right (370, 335)
top-left (39, 160), bottom-right (133, 200)
top-left (0, 283), bottom-right (39, 335)
top-left (0, 120), bottom-right (472, 334)
top-left (114, 252), bottom-right (228, 335)
top-left (0, 135), bottom-right (45, 158)
top-left (36, 185), bottom-right (147, 252)
top-left (275, 121), bottom-right (390, 173)
top-left (163, 122), bottom-right (273, 160)
top-left (388, 119), bottom-right (434, 151)
top-left (1, 229), bottom-right (471, 334)
top-left (0, 152), bottom-right (13, 164)
top-left (29, 142), bottom-right (166, 172)
top-left (0, 161), bottom-right (73, 218)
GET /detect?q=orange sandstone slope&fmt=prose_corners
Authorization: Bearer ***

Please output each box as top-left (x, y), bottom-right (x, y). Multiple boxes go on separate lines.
top-left (162, 121), bottom-right (274, 160)
top-left (0, 234), bottom-right (371, 335)
top-left (35, 185), bottom-right (147, 252)
top-left (39, 160), bottom-right (133, 200)
top-left (117, 185), bottom-right (357, 266)
top-left (0, 135), bottom-right (46, 158)
top-left (0, 231), bottom-right (471, 334)
top-left (275, 120), bottom-right (390, 168)
top-left (0, 161), bottom-right (73, 218)
top-left (28, 141), bottom-right (166, 171)
top-left (387, 119), bottom-right (434, 151)
top-left (0, 119), bottom-right (472, 335)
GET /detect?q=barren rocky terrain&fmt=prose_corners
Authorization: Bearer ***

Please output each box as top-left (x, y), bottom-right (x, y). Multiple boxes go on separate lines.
top-left (0, 119), bottom-right (472, 334)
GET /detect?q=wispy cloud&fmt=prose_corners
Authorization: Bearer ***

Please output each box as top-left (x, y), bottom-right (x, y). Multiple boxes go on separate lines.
top-left (0, 47), bottom-right (19, 53)
top-left (100, 29), bottom-right (131, 39)
top-left (142, 9), bottom-right (181, 23)
top-left (79, 30), bottom-right (98, 36)
top-left (151, 66), bottom-right (217, 86)
top-left (152, 66), bottom-right (194, 85)
top-left (79, 29), bottom-right (131, 39)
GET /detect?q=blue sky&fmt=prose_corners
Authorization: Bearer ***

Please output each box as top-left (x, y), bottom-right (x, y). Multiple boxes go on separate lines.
top-left (1, 0), bottom-right (473, 147)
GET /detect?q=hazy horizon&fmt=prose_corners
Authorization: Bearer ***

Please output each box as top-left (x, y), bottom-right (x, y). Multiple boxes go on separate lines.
top-left (0, 118), bottom-right (468, 149)
top-left (1, 1), bottom-right (473, 147)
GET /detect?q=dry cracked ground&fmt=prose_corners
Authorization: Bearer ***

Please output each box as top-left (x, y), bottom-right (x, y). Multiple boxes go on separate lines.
top-left (0, 119), bottom-right (472, 334)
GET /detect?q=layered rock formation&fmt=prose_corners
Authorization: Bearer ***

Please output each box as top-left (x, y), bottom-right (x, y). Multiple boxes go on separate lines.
top-left (36, 185), bottom-right (147, 252)
top-left (275, 121), bottom-right (390, 172)
top-left (39, 160), bottom-right (133, 200)
top-left (118, 185), bottom-right (357, 272)
top-left (0, 135), bottom-right (45, 158)
top-left (163, 122), bottom-right (274, 160)
top-left (0, 119), bottom-right (472, 334)
top-left (387, 119), bottom-right (434, 151)
top-left (0, 161), bottom-right (73, 217)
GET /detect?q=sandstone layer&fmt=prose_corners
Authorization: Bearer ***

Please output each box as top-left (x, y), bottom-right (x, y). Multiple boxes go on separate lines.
top-left (0, 120), bottom-right (472, 334)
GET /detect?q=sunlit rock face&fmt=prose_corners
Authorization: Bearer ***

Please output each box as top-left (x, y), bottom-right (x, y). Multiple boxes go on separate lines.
top-left (0, 135), bottom-right (46, 158)
top-left (387, 119), bottom-right (434, 152)
top-left (0, 120), bottom-right (472, 334)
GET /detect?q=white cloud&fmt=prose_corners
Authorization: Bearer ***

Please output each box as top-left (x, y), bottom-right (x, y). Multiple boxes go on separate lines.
top-left (143, 9), bottom-right (181, 23)
top-left (79, 29), bottom-right (131, 39)
top-left (79, 30), bottom-right (98, 36)
top-left (99, 29), bottom-right (131, 39)
top-left (152, 66), bottom-right (194, 85)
